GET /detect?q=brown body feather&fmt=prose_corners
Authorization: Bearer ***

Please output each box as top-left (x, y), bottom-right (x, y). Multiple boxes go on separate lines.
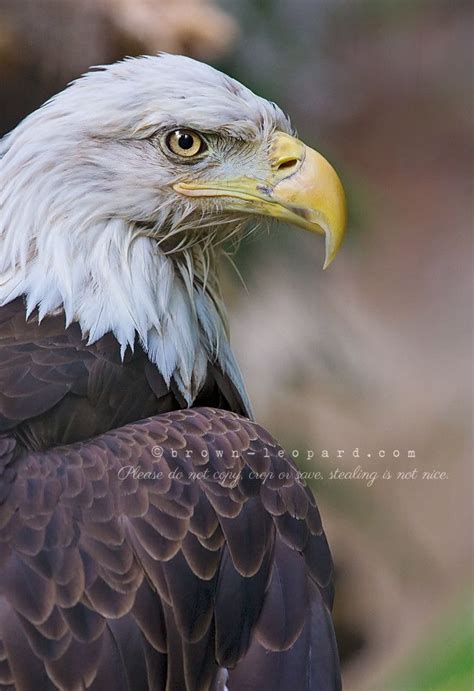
top-left (0, 298), bottom-right (340, 690)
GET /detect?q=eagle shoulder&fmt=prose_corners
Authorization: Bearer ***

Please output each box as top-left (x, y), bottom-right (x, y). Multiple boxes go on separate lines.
top-left (0, 299), bottom-right (248, 449)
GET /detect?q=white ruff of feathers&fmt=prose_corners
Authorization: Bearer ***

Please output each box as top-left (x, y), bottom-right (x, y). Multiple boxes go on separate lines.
top-left (0, 54), bottom-right (290, 408)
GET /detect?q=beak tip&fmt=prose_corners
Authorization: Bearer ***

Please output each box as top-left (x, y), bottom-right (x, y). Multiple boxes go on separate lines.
top-left (323, 253), bottom-right (335, 271)
top-left (323, 221), bottom-right (345, 270)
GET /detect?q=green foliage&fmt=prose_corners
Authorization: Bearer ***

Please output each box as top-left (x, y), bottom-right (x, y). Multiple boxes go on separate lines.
top-left (387, 598), bottom-right (474, 691)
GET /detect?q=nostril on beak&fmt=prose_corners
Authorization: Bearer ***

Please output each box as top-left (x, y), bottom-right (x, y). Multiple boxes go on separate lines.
top-left (276, 157), bottom-right (299, 172)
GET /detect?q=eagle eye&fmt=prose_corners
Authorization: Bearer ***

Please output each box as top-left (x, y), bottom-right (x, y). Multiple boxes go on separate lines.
top-left (166, 130), bottom-right (205, 158)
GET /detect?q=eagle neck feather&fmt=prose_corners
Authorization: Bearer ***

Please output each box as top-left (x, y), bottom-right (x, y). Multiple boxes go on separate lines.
top-left (0, 195), bottom-right (248, 408)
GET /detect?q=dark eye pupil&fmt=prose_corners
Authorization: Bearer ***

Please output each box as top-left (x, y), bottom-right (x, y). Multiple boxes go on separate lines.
top-left (178, 133), bottom-right (194, 150)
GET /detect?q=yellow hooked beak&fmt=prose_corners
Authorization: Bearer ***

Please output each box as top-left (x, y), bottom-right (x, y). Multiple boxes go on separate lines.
top-left (173, 132), bottom-right (347, 268)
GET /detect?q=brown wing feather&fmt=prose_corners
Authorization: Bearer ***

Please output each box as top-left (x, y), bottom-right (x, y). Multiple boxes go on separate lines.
top-left (0, 299), bottom-right (249, 450)
top-left (0, 408), bottom-right (339, 690)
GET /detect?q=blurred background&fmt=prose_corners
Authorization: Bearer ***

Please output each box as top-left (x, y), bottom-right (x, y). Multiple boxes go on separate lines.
top-left (0, 1), bottom-right (472, 689)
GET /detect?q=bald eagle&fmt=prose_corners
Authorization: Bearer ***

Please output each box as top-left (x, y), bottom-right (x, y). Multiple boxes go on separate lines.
top-left (0, 55), bottom-right (346, 691)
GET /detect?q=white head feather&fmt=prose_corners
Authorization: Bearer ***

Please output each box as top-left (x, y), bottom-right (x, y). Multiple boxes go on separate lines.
top-left (0, 54), bottom-right (291, 406)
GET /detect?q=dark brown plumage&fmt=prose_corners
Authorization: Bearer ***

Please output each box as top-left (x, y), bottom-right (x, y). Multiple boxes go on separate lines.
top-left (0, 298), bottom-right (340, 690)
top-left (0, 298), bottom-right (248, 450)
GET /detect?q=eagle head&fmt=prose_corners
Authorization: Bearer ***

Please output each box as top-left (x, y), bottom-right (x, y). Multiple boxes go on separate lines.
top-left (0, 54), bottom-right (346, 404)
